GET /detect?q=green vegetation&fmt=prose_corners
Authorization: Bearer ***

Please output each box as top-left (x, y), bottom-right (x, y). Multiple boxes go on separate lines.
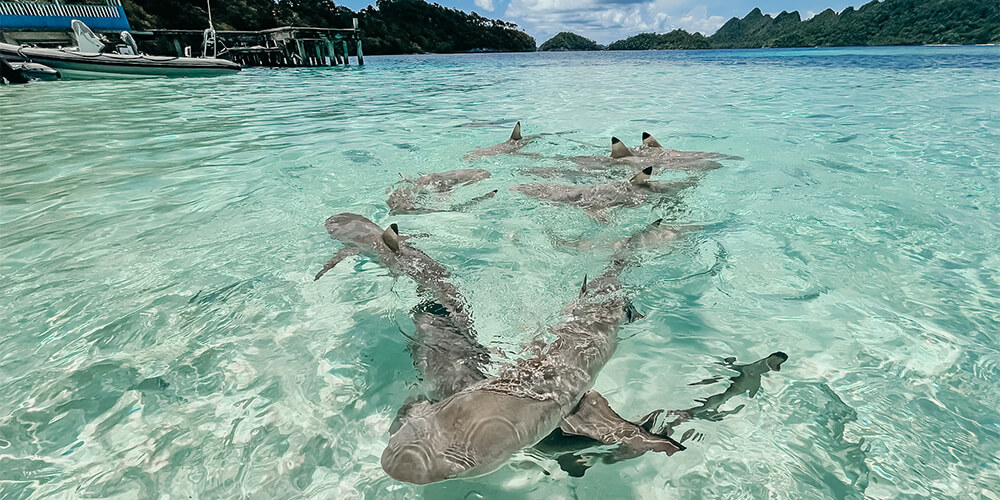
top-left (610, 0), bottom-right (1000, 50)
top-left (116, 0), bottom-right (536, 54)
top-left (608, 30), bottom-right (709, 50)
top-left (539, 32), bottom-right (602, 51)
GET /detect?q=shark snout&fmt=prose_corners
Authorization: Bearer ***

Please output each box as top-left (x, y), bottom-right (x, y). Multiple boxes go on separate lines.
top-left (381, 442), bottom-right (461, 485)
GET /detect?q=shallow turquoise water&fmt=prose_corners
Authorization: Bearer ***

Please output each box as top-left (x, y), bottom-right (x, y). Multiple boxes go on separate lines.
top-left (1, 46), bottom-right (999, 499)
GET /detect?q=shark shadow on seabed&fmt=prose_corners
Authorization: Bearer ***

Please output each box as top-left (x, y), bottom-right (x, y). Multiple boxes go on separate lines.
top-left (535, 352), bottom-right (790, 477)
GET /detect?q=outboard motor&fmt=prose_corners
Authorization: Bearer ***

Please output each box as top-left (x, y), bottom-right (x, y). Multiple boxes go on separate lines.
top-left (118, 31), bottom-right (139, 55)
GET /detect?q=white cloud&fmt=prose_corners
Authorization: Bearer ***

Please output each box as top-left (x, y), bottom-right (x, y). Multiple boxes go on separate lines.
top-left (475, 0), bottom-right (496, 12)
top-left (505, 0), bottom-right (727, 45)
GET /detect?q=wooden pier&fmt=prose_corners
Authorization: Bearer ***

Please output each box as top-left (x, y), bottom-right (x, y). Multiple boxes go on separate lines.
top-left (135, 23), bottom-right (364, 67)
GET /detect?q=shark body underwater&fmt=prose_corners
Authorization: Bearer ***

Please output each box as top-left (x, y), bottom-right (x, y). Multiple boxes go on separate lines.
top-left (568, 133), bottom-right (742, 172)
top-left (464, 121), bottom-right (536, 159)
top-left (510, 166), bottom-right (697, 222)
top-left (386, 169), bottom-right (496, 215)
top-left (380, 220), bottom-right (687, 484)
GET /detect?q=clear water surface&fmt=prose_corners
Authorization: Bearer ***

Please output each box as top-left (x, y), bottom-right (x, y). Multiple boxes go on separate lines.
top-left (1, 46), bottom-right (999, 499)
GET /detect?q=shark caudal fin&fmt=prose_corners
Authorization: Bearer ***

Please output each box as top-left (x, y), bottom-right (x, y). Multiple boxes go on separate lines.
top-left (382, 223), bottom-right (401, 253)
top-left (630, 166), bottom-right (654, 185)
top-left (510, 121), bottom-right (523, 141)
top-left (610, 137), bottom-right (632, 158)
top-left (641, 132), bottom-right (663, 148)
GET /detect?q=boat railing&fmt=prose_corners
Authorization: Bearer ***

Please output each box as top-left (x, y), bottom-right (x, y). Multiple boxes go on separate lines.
top-left (0, 0), bottom-right (130, 32)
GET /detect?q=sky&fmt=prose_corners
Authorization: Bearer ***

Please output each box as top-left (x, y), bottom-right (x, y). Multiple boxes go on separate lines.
top-left (337, 0), bottom-right (864, 45)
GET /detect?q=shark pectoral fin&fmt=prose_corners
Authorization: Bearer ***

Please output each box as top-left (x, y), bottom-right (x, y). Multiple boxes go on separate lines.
top-left (314, 247), bottom-right (360, 281)
top-left (560, 391), bottom-right (686, 457)
top-left (634, 409), bottom-right (665, 432)
top-left (510, 121), bottom-right (523, 141)
top-left (642, 132), bottom-right (663, 148)
top-left (610, 137), bottom-right (632, 158)
top-left (382, 223), bottom-right (401, 253)
top-left (624, 301), bottom-right (645, 323)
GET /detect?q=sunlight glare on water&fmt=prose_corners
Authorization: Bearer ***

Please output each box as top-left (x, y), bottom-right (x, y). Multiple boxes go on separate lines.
top-left (1, 47), bottom-right (999, 499)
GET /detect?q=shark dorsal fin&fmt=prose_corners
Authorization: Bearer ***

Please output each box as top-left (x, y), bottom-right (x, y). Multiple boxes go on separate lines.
top-left (610, 137), bottom-right (632, 158)
top-left (642, 132), bottom-right (663, 148)
top-left (650, 218), bottom-right (663, 227)
top-left (630, 166), bottom-right (654, 185)
top-left (509, 121), bottom-right (522, 141)
top-left (579, 274), bottom-right (589, 298)
top-left (382, 223), bottom-right (400, 253)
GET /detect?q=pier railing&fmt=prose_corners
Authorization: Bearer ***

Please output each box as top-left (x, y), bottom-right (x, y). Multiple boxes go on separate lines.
top-left (0, 0), bottom-right (130, 32)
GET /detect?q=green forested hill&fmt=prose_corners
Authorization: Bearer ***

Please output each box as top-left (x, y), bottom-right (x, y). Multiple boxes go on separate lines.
top-left (116, 0), bottom-right (535, 54)
top-left (539, 32), bottom-right (602, 51)
top-left (610, 0), bottom-right (1000, 50)
top-left (608, 30), bottom-right (709, 50)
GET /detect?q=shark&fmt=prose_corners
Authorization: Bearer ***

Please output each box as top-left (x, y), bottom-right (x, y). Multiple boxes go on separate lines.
top-left (386, 169), bottom-right (495, 214)
top-left (464, 121), bottom-right (537, 159)
top-left (381, 220), bottom-right (687, 485)
top-left (665, 352), bottom-right (789, 426)
top-left (510, 166), bottom-right (697, 222)
top-left (568, 133), bottom-right (740, 172)
top-left (314, 213), bottom-right (492, 414)
top-left (313, 214), bottom-right (471, 323)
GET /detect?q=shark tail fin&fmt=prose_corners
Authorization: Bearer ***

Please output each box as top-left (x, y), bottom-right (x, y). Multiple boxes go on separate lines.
top-left (579, 274), bottom-right (589, 298)
top-left (510, 121), bottom-right (523, 141)
top-left (610, 137), bottom-right (631, 158)
top-left (630, 166), bottom-right (654, 185)
top-left (642, 132), bottom-right (663, 148)
top-left (382, 223), bottom-right (401, 253)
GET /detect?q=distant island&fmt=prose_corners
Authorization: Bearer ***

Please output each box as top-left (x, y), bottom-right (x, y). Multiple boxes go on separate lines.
top-left (539, 32), bottom-right (603, 51)
top-left (122, 0), bottom-right (536, 55)
top-left (610, 0), bottom-right (999, 50)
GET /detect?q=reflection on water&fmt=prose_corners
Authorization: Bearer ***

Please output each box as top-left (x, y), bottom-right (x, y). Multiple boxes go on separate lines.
top-left (2, 46), bottom-right (999, 499)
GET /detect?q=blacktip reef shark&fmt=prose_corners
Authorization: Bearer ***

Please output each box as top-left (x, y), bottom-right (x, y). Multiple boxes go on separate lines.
top-left (386, 168), bottom-right (496, 214)
top-left (510, 166), bottom-right (697, 222)
top-left (381, 220), bottom-right (687, 485)
top-left (569, 133), bottom-right (741, 172)
top-left (313, 214), bottom-right (471, 328)
top-left (464, 121), bottom-right (537, 159)
top-left (313, 213), bottom-right (492, 424)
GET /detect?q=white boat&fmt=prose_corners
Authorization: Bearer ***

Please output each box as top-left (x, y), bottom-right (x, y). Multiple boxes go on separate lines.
top-left (0, 20), bottom-right (240, 79)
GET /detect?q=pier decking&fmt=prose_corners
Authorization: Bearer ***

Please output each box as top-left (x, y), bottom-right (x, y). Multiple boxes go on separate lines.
top-left (137, 25), bottom-right (364, 67)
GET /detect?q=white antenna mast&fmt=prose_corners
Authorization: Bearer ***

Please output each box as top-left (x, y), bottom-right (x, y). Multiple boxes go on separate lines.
top-left (202, 0), bottom-right (218, 58)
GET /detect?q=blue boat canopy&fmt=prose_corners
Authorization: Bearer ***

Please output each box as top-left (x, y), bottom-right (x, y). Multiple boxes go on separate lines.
top-left (0, 0), bottom-right (131, 32)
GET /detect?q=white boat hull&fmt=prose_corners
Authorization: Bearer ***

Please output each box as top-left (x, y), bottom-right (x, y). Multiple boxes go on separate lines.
top-left (0, 42), bottom-right (241, 79)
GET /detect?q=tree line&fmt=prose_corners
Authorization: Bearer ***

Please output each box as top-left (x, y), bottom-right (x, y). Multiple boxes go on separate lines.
top-left (608, 0), bottom-right (999, 50)
top-left (114, 0), bottom-right (536, 54)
